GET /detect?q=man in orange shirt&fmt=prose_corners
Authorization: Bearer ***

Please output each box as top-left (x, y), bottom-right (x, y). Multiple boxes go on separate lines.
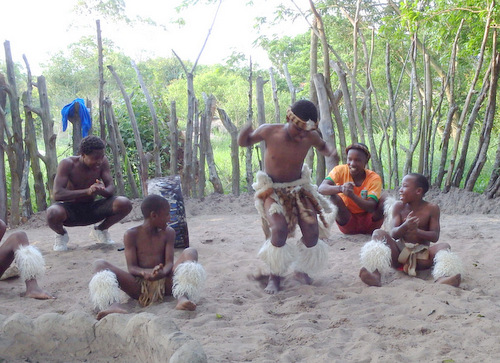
top-left (319, 143), bottom-right (386, 234)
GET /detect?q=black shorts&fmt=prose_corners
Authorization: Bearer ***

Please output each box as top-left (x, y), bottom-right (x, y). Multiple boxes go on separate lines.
top-left (57, 197), bottom-right (116, 226)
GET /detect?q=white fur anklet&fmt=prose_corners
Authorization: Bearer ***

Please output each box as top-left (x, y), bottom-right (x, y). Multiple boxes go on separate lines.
top-left (89, 270), bottom-right (120, 311)
top-left (432, 250), bottom-right (464, 280)
top-left (293, 239), bottom-right (328, 276)
top-left (360, 239), bottom-right (392, 274)
top-left (14, 245), bottom-right (45, 282)
top-left (258, 240), bottom-right (296, 276)
top-left (172, 261), bottom-right (207, 303)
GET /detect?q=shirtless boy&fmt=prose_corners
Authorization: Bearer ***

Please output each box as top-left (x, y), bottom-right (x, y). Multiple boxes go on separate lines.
top-left (359, 173), bottom-right (463, 287)
top-left (0, 219), bottom-right (53, 299)
top-left (88, 194), bottom-right (206, 319)
top-left (318, 143), bottom-right (386, 235)
top-left (238, 99), bottom-right (338, 294)
top-left (46, 135), bottom-right (132, 251)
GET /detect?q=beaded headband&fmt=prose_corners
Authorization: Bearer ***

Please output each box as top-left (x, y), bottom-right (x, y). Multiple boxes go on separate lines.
top-left (346, 143), bottom-right (371, 161)
top-left (286, 108), bottom-right (318, 131)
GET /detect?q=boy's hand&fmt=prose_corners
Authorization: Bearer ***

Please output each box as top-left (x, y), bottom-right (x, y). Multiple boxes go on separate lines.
top-left (402, 211), bottom-right (419, 241)
top-left (341, 182), bottom-right (355, 198)
top-left (143, 264), bottom-right (165, 281)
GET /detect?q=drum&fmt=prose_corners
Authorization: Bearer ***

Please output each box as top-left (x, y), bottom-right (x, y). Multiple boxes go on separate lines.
top-left (147, 176), bottom-right (189, 248)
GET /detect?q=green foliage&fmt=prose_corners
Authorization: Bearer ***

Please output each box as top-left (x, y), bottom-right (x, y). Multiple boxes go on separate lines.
top-left (2, 0), bottom-right (498, 216)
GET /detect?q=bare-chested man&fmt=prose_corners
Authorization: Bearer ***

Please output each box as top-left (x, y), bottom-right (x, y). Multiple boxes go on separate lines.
top-left (88, 194), bottom-right (206, 319)
top-left (47, 135), bottom-right (132, 251)
top-left (359, 173), bottom-right (463, 287)
top-left (238, 99), bottom-right (338, 294)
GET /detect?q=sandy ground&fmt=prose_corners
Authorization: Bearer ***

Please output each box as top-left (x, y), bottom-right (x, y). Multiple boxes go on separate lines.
top-left (1, 187), bottom-right (500, 362)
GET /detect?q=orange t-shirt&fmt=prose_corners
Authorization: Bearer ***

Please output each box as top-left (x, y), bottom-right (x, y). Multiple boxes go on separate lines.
top-left (326, 164), bottom-right (382, 214)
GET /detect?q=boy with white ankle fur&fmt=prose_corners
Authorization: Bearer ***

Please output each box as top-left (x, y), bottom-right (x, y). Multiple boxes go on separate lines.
top-left (88, 194), bottom-right (206, 320)
top-left (359, 173), bottom-right (463, 287)
top-left (0, 219), bottom-right (54, 299)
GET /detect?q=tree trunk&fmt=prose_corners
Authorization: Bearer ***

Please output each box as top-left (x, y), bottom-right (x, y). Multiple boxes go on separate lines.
top-left (361, 28), bottom-right (383, 180)
top-left (169, 101), bottom-right (179, 176)
top-left (103, 98), bottom-right (126, 196)
top-left (283, 64), bottom-right (296, 105)
top-left (313, 73), bottom-right (339, 174)
top-left (385, 43), bottom-right (399, 188)
top-left (107, 98), bottom-right (139, 198)
top-left (245, 65), bottom-right (255, 191)
top-left (307, 19), bottom-right (319, 170)
top-left (198, 98), bottom-right (207, 198)
top-left (269, 67), bottom-right (280, 124)
top-left (331, 90), bottom-right (347, 164)
top-left (192, 98), bottom-right (200, 198)
top-left (218, 108), bottom-right (239, 195)
top-left (69, 101), bottom-right (83, 155)
top-left (403, 37), bottom-right (422, 175)
top-left (256, 74), bottom-right (266, 171)
top-left (183, 72), bottom-right (195, 197)
top-left (97, 20), bottom-right (106, 140)
top-left (430, 23), bottom-right (462, 186)
top-left (0, 73), bottom-right (8, 222)
top-left (309, 0), bottom-right (341, 110)
top-left (203, 95), bottom-right (223, 194)
top-left (107, 65), bottom-right (148, 197)
top-left (444, 11), bottom-right (493, 192)
top-left (350, 0), bottom-right (365, 144)
top-left (36, 76), bottom-right (58, 197)
top-left (22, 55), bottom-right (45, 213)
top-left (465, 49), bottom-right (499, 191)
top-left (332, 61), bottom-right (357, 143)
top-left (131, 59), bottom-right (162, 177)
top-left (452, 65), bottom-right (491, 187)
top-left (4, 40), bottom-right (24, 225)
top-left (422, 52), bottom-right (433, 177)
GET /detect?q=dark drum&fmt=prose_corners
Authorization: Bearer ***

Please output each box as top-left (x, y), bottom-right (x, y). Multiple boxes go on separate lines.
top-left (147, 176), bottom-right (189, 249)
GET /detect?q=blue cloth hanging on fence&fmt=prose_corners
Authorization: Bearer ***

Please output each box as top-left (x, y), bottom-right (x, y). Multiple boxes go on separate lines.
top-left (61, 98), bottom-right (92, 137)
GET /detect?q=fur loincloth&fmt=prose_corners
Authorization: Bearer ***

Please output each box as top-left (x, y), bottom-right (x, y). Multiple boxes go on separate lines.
top-left (253, 165), bottom-right (336, 239)
top-left (135, 277), bottom-right (168, 307)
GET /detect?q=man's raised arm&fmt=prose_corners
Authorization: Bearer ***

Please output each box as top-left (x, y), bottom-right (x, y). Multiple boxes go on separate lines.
top-left (238, 122), bottom-right (263, 147)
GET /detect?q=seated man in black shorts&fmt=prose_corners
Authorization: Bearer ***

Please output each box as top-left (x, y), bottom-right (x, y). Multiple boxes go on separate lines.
top-left (46, 135), bottom-right (132, 251)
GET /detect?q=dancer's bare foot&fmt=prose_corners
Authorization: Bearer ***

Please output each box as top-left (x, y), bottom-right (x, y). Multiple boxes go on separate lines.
top-left (294, 271), bottom-right (313, 285)
top-left (436, 274), bottom-right (461, 287)
top-left (264, 274), bottom-right (280, 294)
top-left (97, 304), bottom-right (129, 320)
top-left (23, 290), bottom-right (55, 300)
top-left (176, 296), bottom-right (196, 311)
top-left (24, 280), bottom-right (55, 299)
top-left (359, 268), bottom-right (382, 287)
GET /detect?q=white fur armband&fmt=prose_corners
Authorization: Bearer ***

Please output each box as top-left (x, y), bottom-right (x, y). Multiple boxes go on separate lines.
top-left (14, 245), bottom-right (45, 282)
top-left (360, 239), bottom-right (392, 274)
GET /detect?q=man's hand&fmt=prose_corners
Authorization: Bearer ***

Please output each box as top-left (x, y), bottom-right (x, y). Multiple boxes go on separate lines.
top-left (87, 179), bottom-right (106, 196)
